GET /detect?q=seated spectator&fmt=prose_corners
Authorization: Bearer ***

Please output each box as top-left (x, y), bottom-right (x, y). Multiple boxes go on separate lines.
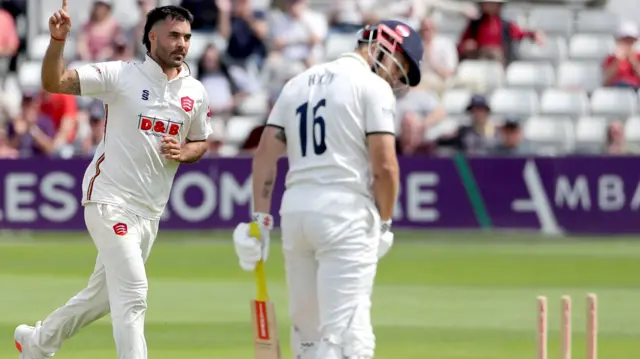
top-left (268, 0), bottom-right (327, 68)
top-left (602, 22), bottom-right (640, 90)
top-left (489, 117), bottom-right (534, 156)
top-left (436, 94), bottom-right (497, 155)
top-left (0, 128), bottom-right (18, 158)
top-left (130, 0), bottom-right (156, 59)
top-left (7, 92), bottom-right (56, 157)
top-left (329, 0), bottom-right (377, 33)
top-left (85, 101), bottom-right (106, 157)
top-left (217, 0), bottom-right (268, 67)
top-left (604, 120), bottom-right (638, 154)
top-left (39, 91), bottom-right (78, 155)
top-left (418, 17), bottom-right (458, 95)
top-left (180, 0), bottom-right (219, 31)
top-left (458, 0), bottom-right (543, 66)
top-left (396, 89), bottom-right (446, 155)
top-left (1, 0), bottom-right (25, 73)
top-left (109, 33), bottom-right (135, 61)
top-left (197, 45), bottom-right (243, 117)
top-left (374, 0), bottom-right (478, 28)
top-left (0, 4), bottom-right (19, 66)
top-left (77, 0), bottom-right (122, 62)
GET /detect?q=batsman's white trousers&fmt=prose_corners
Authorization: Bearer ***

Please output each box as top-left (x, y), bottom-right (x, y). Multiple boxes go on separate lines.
top-left (280, 188), bottom-right (380, 359)
top-left (31, 203), bottom-right (158, 359)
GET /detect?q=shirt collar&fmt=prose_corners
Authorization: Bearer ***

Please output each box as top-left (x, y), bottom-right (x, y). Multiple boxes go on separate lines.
top-left (141, 54), bottom-right (190, 81)
top-left (339, 52), bottom-right (371, 70)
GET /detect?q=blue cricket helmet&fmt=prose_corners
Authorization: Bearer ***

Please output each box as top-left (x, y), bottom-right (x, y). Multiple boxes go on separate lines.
top-left (357, 19), bottom-right (424, 87)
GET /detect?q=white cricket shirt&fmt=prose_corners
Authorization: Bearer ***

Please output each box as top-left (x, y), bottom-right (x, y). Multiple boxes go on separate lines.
top-left (267, 52), bottom-right (397, 214)
top-left (77, 55), bottom-right (211, 219)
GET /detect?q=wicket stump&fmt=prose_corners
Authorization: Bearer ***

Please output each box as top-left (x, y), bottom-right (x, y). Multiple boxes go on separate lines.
top-left (537, 293), bottom-right (598, 359)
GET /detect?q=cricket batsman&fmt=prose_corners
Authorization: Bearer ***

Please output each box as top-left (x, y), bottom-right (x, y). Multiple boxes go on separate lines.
top-left (233, 20), bottom-right (424, 359)
top-left (13, 2), bottom-right (211, 359)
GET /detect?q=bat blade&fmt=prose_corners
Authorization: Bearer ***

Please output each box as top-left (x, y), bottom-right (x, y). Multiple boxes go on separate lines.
top-left (251, 299), bottom-right (281, 359)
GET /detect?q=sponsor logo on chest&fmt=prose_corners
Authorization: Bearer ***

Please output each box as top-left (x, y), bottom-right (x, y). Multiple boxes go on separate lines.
top-left (138, 115), bottom-right (182, 137)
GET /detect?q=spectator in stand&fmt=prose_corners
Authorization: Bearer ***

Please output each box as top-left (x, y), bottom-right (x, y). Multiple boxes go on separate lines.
top-left (418, 16), bottom-right (458, 95)
top-left (7, 91), bottom-right (56, 157)
top-left (77, 0), bottom-right (122, 62)
top-left (130, 0), bottom-right (156, 59)
top-left (0, 127), bottom-right (18, 159)
top-left (109, 33), bottom-right (135, 61)
top-left (436, 94), bottom-right (497, 155)
top-left (329, 0), bottom-right (377, 33)
top-left (604, 120), bottom-right (637, 154)
top-left (197, 45), bottom-right (243, 117)
top-left (0, 3), bottom-right (19, 73)
top-left (39, 91), bottom-right (78, 157)
top-left (180, 0), bottom-right (219, 31)
top-left (217, 0), bottom-right (268, 67)
top-left (268, 0), bottom-right (327, 68)
top-left (489, 117), bottom-right (534, 156)
top-left (79, 101), bottom-right (106, 157)
top-left (395, 89), bottom-right (446, 155)
top-left (602, 22), bottom-right (640, 90)
top-left (1, 0), bottom-right (26, 73)
top-left (458, 0), bottom-right (544, 66)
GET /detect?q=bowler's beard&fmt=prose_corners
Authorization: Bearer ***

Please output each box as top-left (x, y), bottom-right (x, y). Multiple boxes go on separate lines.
top-left (153, 45), bottom-right (183, 69)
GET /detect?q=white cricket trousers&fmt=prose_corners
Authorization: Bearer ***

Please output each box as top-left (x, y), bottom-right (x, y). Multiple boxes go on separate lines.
top-left (280, 194), bottom-right (380, 359)
top-left (31, 203), bottom-right (158, 359)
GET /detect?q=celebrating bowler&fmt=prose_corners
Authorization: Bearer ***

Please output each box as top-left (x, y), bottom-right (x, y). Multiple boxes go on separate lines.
top-left (14, 2), bottom-right (211, 359)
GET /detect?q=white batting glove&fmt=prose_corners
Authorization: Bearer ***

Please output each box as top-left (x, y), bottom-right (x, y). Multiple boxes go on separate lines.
top-left (377, 220), bottom-right (394, 259)
top-left (232, 212), bottom-right (273, 271)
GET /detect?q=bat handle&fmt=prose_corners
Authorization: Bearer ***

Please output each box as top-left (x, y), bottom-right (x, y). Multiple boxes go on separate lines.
top-left (249, 223), bottom-right (270, 301)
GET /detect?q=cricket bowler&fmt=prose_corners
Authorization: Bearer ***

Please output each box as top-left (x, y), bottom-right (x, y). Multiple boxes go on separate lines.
top-left (233, 20), bottom-right (424, 359)
top-left (14, 2), bottom-right (211, 359)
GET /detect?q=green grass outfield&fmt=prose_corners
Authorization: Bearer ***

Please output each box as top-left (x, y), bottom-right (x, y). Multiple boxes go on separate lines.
top-left (0, 231), bottom-right (638, 359)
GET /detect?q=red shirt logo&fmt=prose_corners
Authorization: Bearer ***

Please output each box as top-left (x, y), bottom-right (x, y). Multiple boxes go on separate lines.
top-left (181, 96), bottom-right (194, 112)
top-left (138, 115), bottom-right (182, 136)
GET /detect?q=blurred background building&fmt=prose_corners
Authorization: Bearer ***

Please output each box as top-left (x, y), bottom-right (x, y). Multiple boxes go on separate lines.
top-left (0, 0), bottom-right (639, 159)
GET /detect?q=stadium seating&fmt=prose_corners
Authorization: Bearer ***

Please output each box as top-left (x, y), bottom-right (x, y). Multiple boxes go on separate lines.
top-left (523, 116), bottom-right (576, 155)
top-left (556, 61), bottom-right (602, 92)
top-left (590, 87), bottom-right (638, 118)
top-left (575, 116), bottom-right (608, 153)
top-left (490, 88), bottom-right (539, 117)
top-left (539, 88), bottom-right (590, 116)
top-left (10, 0), bottom-right (638, 157)
top-left (528, 7), bottom-right (574, 37)
top-left (505, 61), bottom-right (555, 90)
top-left (625, 116), bottom-right (640, 144)
top-left (569, 34), bottom-right (614, 61)
top-left (441, 88), bottom-right (473, 116)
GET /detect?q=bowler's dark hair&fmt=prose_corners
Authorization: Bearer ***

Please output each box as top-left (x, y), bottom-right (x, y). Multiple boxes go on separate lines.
top-left (142, 5), bottom-right (194, 52)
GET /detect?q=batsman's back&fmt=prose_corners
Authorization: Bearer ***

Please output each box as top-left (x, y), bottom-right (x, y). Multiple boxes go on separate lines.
top-left (267, 53), bottom-right (396, 214)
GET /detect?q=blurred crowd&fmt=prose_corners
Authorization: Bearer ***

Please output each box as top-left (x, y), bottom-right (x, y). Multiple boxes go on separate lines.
top-left (0, 0), bottom-right (638, 159)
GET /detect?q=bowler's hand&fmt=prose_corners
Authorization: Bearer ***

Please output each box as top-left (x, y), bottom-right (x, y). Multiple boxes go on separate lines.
top-left (49, 0), bottom-right (71, 40)
top-left (161, 136), bottom-right (181, 161)
top-left (378, 221), bottom-right (394, 259)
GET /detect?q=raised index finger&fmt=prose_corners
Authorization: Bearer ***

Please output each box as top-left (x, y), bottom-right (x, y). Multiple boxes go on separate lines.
top-left (62, 0), bottom-right (68, 11)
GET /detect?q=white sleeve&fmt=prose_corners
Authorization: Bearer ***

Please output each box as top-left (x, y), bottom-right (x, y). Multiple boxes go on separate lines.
top-left (364, 81), bottom-right (396, 135)
top-left (75, 61), bottom-right (123, 103)
top-left (187, 90), bottom-right (212, 141)
top-left (266, 84), bottom-right (291, 129)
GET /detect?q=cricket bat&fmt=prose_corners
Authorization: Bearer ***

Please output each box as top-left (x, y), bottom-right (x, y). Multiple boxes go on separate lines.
top-left (249, 222), bottom-right (282, 359)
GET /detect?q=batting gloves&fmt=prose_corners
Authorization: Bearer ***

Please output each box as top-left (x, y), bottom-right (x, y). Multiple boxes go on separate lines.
top-left (232, 212), bottom-right (273, 271)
